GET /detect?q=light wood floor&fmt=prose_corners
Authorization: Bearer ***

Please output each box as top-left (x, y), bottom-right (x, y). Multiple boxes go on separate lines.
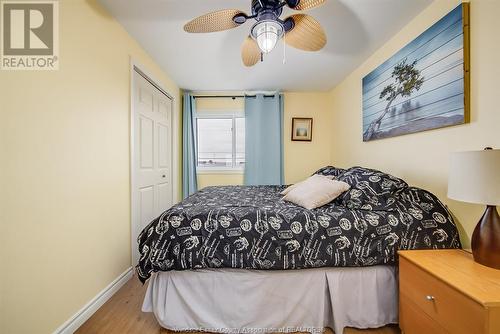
top-left (76, 275), bottom-right (401, 334)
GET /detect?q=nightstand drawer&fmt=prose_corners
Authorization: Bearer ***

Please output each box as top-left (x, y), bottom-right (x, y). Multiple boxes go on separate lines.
top-left (399, 256), bottom-right (485, 334)
top-left (400, 295), bottom-right (449, 334)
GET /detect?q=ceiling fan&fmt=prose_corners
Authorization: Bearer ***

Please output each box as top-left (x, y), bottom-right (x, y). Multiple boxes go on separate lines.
top-left (183, 0), bottom-right (327, 67)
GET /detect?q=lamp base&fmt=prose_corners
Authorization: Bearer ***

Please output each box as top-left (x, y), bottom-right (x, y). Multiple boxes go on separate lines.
top-left (471, 205), bottom-right (500, 269)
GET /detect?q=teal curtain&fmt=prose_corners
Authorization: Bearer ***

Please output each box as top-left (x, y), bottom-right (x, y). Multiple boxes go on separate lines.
top-left (182, 93), bottom-right (198, 198)
top-left (244, 93), bottom-right (284, 185)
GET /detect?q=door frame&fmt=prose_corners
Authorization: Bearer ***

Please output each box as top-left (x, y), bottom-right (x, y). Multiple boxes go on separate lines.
top-left (130, 58), bottom-right (179, 267)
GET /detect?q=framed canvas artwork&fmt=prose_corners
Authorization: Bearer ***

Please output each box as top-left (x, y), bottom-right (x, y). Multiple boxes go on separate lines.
top-left (362, 3), bottom-right (470, 142)
top-left (291, 118), bottom-right (313, 141)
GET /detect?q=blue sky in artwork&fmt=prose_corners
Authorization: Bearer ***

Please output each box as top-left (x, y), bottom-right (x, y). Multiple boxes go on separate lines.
top-left (363, 4), bottom-right (462, 90)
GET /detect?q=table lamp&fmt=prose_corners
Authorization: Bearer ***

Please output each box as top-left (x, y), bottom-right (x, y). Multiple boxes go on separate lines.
top-left (448, 148), bottom-right (500, 269)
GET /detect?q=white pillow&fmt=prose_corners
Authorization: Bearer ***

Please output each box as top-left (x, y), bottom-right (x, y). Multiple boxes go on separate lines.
top-left (283, 175), bottom-right (350, 210)
top-left (281, 174), bottom-right (334, 196)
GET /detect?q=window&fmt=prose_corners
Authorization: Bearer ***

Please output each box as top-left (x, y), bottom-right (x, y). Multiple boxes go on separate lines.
top-left (196, 112), bottom-right (245, 170)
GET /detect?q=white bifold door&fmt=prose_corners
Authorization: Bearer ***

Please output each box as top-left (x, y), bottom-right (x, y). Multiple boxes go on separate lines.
top-left (132, 69), bottom-right (173, 266)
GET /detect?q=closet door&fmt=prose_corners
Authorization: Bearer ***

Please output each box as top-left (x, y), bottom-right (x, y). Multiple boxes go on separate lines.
top-left (132, 70), bottom-right (173, 265)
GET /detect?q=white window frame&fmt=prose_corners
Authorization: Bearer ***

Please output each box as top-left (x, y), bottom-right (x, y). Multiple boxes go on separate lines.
top-left (196, 109), bottom-right (245, 173)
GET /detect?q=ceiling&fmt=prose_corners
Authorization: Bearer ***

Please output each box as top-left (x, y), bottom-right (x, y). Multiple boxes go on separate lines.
top-left (98, 0), bottom-right (432, 92)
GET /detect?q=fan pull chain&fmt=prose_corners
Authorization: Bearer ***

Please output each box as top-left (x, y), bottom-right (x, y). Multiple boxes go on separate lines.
top-left (283, 33), bottom-right (287, 64)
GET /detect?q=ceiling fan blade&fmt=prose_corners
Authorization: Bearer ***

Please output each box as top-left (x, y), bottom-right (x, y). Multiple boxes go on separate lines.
top-left (184, 9), bottom-right (247, 33)
top-left (241, 36), bottom-right (261, 67)
top-left (290, 0), bottom-right (326, 11)
top-left (285, 14), bottom-right (326, 51)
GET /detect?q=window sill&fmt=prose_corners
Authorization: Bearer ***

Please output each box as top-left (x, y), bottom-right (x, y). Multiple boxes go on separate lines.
top-left (197, 169), bottom-right (244, 175)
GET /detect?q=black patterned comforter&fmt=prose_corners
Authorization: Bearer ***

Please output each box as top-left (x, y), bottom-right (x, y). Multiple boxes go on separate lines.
top-left (136, 167), bottom-right (461, 282)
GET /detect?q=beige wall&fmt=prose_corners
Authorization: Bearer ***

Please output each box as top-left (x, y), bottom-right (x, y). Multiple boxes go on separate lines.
top-left (195, 96), bottom-right (244, 111)
top-left (328, 0), bottom-right (500, 247)
top-left (283, 92), bottom-right (334, 184)
top-left (0, 1), bottom-right (180, 333)
top-left (195, 92), bottom-right (334, 188)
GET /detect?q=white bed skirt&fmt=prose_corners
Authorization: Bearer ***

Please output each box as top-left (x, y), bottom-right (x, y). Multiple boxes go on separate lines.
top-left (142, 266), bottom-right (398, 334)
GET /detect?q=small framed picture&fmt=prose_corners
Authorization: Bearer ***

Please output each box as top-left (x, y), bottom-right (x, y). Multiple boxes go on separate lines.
top-left (291, 118), bottom-right (313, 141)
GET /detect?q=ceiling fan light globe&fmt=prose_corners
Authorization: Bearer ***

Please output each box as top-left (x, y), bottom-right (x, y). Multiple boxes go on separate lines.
top-left (251, 20), bottom-right (284, 54)
top-left (259, 37), bottom-right (276, 53)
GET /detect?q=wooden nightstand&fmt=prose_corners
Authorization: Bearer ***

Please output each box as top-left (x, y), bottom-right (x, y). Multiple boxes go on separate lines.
top-left (398, 249), bottom-right (500, 334)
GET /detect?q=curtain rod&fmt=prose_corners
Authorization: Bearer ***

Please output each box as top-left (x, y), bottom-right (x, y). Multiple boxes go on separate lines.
top-left (192, 94), bottom-right (278, 99)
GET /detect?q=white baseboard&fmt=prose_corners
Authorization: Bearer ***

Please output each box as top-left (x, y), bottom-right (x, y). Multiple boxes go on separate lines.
top-left (53, 267), bottom-right (134, 334)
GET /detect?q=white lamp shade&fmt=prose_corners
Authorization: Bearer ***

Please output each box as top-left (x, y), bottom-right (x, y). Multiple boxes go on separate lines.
top-left (448, 149), bottom-right (500, 206)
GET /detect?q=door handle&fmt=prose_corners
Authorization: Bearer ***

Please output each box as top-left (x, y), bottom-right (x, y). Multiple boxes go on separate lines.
top-left (162, 175), bottom-right (166, 178)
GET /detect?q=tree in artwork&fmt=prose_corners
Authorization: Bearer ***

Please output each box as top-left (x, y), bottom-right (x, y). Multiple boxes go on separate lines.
top-left (364, 59), bottom-right (425, 141)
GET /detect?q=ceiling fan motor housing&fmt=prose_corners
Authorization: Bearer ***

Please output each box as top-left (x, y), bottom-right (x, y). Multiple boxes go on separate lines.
top-left (251, 0), bottom-right (284, 16)
top-left (257, 10), bottom-right (282, 23)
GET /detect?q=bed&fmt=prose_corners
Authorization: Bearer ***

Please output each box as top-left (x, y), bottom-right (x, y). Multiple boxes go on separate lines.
top-left (137, 166), bottom-right (461, 333)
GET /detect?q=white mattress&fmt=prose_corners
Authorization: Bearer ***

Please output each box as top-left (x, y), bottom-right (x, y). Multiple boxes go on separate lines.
top-left (142, 266), bottom-right (398, 334)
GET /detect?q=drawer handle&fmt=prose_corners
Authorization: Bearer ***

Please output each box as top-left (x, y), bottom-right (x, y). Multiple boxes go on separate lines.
top-left (426, 295), bottom-right (435, 301)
